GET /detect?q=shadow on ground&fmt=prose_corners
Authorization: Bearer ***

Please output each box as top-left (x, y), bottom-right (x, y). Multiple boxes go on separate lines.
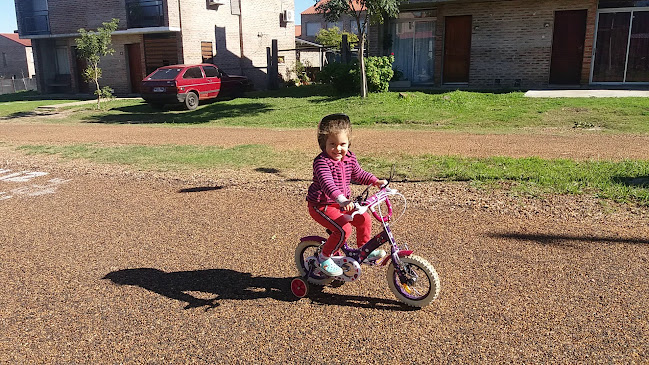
top-left (612, 176), bottom-right (649, 188)
top-left (491, 232), bottom-right (649, 247)
top-left (84, 101), bottom-right (273, 124)
top-left (104, 268), bottom-right (413, 311)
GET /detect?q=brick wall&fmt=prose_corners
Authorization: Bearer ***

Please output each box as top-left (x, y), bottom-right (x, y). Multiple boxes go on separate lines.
top-left (369, 0), bottom-right (597, 89)
top-left (436, 0), bottom-right (597, 89)
top-left (0, 37), bottom-right (33, 79)
top-left (47, 0), bottom-right (128, 34)
top-left (177, 0), bottom-right (295, 88)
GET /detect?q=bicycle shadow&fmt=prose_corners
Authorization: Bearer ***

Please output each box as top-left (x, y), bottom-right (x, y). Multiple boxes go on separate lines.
top-left (104, 268), bottom-right (413, 311)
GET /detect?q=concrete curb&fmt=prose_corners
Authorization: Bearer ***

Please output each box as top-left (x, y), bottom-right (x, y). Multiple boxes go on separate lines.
top-left (525, 90), bottom-right (649, 98)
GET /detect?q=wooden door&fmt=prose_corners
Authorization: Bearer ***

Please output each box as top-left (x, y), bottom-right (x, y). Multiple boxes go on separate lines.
top-left (443, 15), bottom-right (472, 83)
top-left (72, 48), bottom-right (89, 94)
top-left (127, 43), bottom-right (143, 93)
top-left (549, 10), bottom-right (587, 84)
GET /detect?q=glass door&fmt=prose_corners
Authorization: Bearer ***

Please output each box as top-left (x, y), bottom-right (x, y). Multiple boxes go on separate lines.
top-left (391, 19), bottom-right (435, 84)
top-left (592, 9), bottom-right (649, 83)
top-left (413, 21), bottom-right (435, 83)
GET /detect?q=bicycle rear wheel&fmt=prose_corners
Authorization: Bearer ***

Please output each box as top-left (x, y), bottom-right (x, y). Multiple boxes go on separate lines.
top-left (295, 240), bottom-right (333, 286)
top-left (386, 255), bottom-right (440, 307)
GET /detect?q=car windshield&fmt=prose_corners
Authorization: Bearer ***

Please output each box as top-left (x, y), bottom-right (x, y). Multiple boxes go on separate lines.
top-left (147, 68), bottom-right (182, 80)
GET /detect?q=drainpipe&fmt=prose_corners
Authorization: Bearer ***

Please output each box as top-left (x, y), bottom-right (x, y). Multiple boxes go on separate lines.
top-left (177, 0), bottom-right (184, 63)
top-left (238, 0), bottom-right (244, 74)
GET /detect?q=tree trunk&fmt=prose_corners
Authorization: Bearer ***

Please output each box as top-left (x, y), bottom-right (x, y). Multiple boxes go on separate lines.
top-left (94, 65), bottom-right (101, 109)
top-left (359, 36), bottom-right (367, 98)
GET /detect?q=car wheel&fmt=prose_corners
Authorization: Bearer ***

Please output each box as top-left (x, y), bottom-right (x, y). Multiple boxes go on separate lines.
top-left (185, 92), bottom-right (199, 110)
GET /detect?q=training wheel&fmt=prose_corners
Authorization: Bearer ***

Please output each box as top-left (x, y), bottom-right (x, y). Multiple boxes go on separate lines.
top-left (291, 277), bottom-right (309, 298)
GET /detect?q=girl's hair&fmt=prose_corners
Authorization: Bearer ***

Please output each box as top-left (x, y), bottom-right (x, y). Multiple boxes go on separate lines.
top-left (317, 113), bottom-right (352, 151)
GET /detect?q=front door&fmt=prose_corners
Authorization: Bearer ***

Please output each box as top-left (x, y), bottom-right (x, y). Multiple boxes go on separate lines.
top-left (72, 47), bottom-right (89, 94)
top-left (443, 15), bottom-right (472, 83)
top-left (127, 43), bottom-right (143, 93)
top-left (549, 10), bottom-right (587, 84)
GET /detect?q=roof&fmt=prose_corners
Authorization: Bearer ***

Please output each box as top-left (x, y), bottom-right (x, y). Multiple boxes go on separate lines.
top-left (0, 33), bottom-right (32, 47)
top-left (301, 0), bottom-right (365, 15)
top-left (295, 25), bottom-right (302, 37)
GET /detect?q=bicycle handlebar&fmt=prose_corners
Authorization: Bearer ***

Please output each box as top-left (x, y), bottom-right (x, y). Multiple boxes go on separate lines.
top-left (342, 186), bottom-right (398, 222)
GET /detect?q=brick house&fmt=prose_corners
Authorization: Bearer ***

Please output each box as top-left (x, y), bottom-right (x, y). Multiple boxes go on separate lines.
top-left (302, 0), bottom-right (648, 89)
top-left (0, 33), bottom-right (35, 80)
top-left (370, 0), bottom-right (649, 89)
top-left (13, 0), bottom-right (296, 94)
top-left (300, 1), bottom-right (367, 43)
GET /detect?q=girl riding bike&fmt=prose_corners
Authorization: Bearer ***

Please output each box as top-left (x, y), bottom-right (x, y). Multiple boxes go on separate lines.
top-left (306, 113), bottom-right (387, 277)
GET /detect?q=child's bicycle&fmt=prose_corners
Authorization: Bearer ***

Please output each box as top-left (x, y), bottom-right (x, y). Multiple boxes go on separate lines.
top-left (291, 179), bottom-right (440, 308)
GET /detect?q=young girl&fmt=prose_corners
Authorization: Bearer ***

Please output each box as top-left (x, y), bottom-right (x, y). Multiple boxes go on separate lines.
top-left (306, 113), bottom-right (387, 277)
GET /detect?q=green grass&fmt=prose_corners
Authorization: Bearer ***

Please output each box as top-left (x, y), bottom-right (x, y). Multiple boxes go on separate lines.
top-left (0, 91), bottom-right (83, 118)
top-left (17, 143), bottom-right (649, 205)
top-left (44, 85), bottom-right (649, 133)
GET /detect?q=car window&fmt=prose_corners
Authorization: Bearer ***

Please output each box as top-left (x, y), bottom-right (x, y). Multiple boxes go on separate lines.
top-left (147, 68), bottom-right (182, 80)
top-left (183, 67), bottom-right (204, 79)
top-left (203, 65), bottom-right (220, 78)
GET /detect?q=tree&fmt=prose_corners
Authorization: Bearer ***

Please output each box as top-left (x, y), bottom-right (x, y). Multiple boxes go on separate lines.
top-left (75, 18), bottom-right (119, 109)
top-left (315, 26), bottom-right (359, 50)
top-left (316, 0), bottom-right (400, 98)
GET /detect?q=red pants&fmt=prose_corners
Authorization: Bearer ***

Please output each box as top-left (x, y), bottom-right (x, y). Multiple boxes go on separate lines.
top-left (308, 202), bottom-right (372, 257)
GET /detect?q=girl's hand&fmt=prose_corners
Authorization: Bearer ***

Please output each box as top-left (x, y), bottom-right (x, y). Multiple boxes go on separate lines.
top-left (341, 202), bottom-right (355, 212)
top-left (373, 179), bottom-right (388, 188)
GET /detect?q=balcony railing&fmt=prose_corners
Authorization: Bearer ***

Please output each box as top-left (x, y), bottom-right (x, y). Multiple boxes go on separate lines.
top-left (126, 0), bottom-right (165, 28)
top-left (21, 10), bottom-right (50, 35)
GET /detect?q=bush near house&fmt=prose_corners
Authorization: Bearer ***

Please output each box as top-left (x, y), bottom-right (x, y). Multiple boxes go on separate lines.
top-left (318, 55), bottom-right (394, 94)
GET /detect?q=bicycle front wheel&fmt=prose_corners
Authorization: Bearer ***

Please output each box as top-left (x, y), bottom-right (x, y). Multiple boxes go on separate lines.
top-left (386, 255), bottom-right (440, 307)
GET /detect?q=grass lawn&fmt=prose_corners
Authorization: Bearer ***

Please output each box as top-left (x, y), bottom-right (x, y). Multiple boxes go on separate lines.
top-left (5, 86), bottom-right (649, 205)
top-left (30, 85), bottom-right (649, 134)
top-left (17, 143), bottom-right (649, 205)
top-left (0, 91), bottom-right (83, 118)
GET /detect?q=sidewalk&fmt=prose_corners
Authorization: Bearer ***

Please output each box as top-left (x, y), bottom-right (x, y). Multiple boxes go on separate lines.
top-left (525, 89), bottom-right (649, 98)
top-left (36, 96), bottom-right (141, 110)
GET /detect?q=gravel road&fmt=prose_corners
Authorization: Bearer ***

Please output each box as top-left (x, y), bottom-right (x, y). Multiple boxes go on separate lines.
top-left (1, 122), bottom-right (648, 363)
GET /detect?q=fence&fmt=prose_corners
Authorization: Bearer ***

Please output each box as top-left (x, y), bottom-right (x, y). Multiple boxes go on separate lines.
top-left (0, 78), bottom-right (38, 95)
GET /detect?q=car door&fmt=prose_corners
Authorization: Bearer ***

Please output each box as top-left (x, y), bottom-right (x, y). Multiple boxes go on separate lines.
top-left (181, 66), bottom-right (207, 99)
top-left (201, 65), bottom-right (222, 98)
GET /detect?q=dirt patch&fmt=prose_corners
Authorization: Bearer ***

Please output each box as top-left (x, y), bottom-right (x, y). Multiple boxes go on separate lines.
top-left (1, 120), bottom-right (648, 363)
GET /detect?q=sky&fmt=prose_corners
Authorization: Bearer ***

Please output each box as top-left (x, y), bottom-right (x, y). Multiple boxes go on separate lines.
top-left (1, 0), bottom-right (18, 33)
top-left (0, 0), bottom-right (316, 33)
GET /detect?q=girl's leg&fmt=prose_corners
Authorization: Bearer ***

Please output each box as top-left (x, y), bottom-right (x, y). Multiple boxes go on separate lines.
top-left (351, 212), bottom-right (372, 247)
top-left (308, 204), bottom-right (351, 257)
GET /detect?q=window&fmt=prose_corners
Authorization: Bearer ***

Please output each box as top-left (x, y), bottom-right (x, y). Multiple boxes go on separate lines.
top-left (327, 21), bottom-right (343, 30)
top-left (183, 67), bottom-right (204, 79)
top-left (350, 20), bottom-right (366, 34)
top-left (203, 65), bottom-right (220, 77)
top-left (201, 41), bottom-right (213, 63)
top-left (147, 68), bottom-right (181, 80)
top-left (2, 53), bottom-right (7, 67)
top-left (55, 47), bottom-right (70, 74)
top-left (306, 22), bottom-right (322, 37)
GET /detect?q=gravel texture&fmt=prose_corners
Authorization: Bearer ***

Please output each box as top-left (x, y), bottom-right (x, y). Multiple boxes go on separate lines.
top-left (1, 122), bottom-right (648, 363)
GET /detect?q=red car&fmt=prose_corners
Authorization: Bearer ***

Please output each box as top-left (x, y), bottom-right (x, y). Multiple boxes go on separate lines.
top-left (141, 64), bottom-right (253, 110)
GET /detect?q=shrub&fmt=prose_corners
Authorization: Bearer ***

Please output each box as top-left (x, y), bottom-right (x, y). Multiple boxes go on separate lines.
top-left (318, 55), bottom-right (395, 94)
top-left (365, 55), bottom-right (394, 93)
top-left (317, 61), bottom-right (359, 93)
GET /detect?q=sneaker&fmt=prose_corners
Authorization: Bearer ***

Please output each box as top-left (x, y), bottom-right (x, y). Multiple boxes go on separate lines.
top-left (319, 257), bottom-right (343, 277)
top-left (366, 249), bottom-right (387, 262)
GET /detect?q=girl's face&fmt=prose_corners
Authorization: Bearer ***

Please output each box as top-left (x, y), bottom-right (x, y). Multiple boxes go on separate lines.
top-left (325, 131), bottom-right (349, 161)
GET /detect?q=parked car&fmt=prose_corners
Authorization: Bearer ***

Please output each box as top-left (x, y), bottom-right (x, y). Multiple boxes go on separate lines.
top-left (141, 64), bottom-right (253, 110)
